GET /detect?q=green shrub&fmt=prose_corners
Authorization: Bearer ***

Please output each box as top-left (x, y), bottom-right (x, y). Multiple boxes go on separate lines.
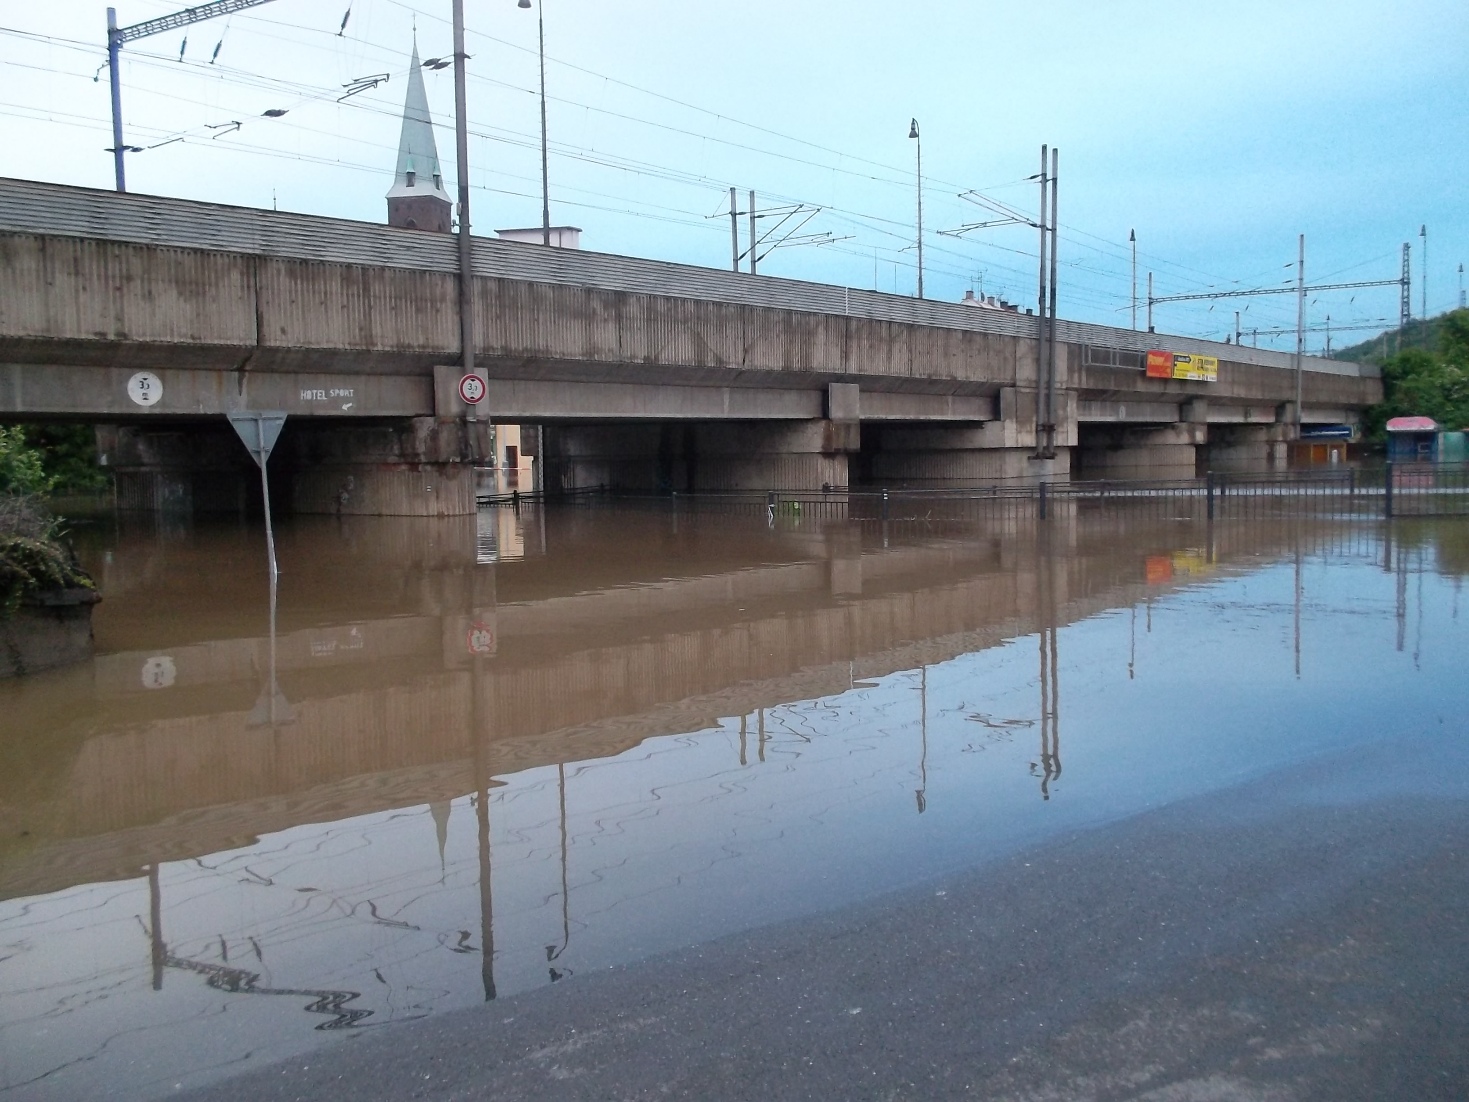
top-left (0, 427), bottom-right (52, 495)
top-left (0, 494), bottom-right (91, 615)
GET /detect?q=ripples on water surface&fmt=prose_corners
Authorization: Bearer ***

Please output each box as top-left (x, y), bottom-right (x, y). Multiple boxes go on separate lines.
top-left (1, 507), bottom-right (1466, 1099)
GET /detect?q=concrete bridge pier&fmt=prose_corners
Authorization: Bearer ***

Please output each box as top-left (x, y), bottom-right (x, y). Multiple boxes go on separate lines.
top-left (1204, 422), bottom-right (1291, 469)
top-left (98, 423), bottom-right (256, 515)
top-left (858, 388), bottom-right (1073, 486)
top-left (286, 418), bottom-right (491, 517)
top-left (542, 421), bottom-right (854, 494)
top-left (1075, 422), bottom-right (1206, 480)
top-left (98, 417), bottom-right (491, 517)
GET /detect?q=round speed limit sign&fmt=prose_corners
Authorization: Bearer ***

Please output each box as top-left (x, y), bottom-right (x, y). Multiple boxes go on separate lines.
top-left (459, 374), bottom-right (486, 405)
top-left (127, 371), bottom-right (164, 407)
top-left (466, 621), bottom-right (496, 657)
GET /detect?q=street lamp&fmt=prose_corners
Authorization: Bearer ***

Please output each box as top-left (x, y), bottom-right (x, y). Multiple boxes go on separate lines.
top-left (908, 118), bottom-right (923, 298)
top-left (1129, 229), bottom-right (1137, 330)
top-left (517, 0), bottom-right (551, 246)
top-left (451, 0), bottom-right (474, 377)
top-left (449, 0), bottom-right (537, 383)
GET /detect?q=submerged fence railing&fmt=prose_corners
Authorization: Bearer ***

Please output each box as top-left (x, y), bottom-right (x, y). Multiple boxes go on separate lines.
top-left (480, 463), bottom-right (1469, 523)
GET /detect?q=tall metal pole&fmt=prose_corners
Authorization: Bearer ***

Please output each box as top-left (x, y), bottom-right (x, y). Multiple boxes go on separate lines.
top-left (748, 189), bottom-right (757, 275)
top-left (104, 1), bottom-right (278, 193)
top-left (1129, 228), bottom-right (1136, 330)
top-left (1033, 144), bottom-right (1048, 457)
top-left (1401, 242), bottom-right (1412, 329)
top-left (536, 1), bottom-right (550, 246)
top-left (729, 187), bottom-right (739, 272)
top-left (107, 8), bottom-right (126, 192)
top-left (1146, 271), bottom-right (1153, 332)
top-left (1459, 262), bottom-right (1465, 310)
top-left (1420, 224), bottom-right (1427, 319)
top-left (1234, 309), bottom-right (1241, 345)
top-left (1294, 233), bottom-right (1305, 439)
top-left (1046, 147), bottom-right (1059, 456)
top-left (910, 119), bottom-right (923, 298)
top-left (452, 0), bottom-right (475, 375)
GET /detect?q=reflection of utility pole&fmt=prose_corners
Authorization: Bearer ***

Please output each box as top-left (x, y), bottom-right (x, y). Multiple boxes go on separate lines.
top-left (1395, 534), bottom-right (1408, 653)
top-left (758, 707), bottom-right (767, 763)
top-left (1293, 547), bottom-right (1303, 680)
top-left (915, 666), bottom-right (927, 814)
top-left (1033, 543), bottom-right (1062, 800)
top-left (1414, 545), bottom-right (1424, 671)
top-left (1128, 604), bottom-right (1136, 680)
top-left (149, 862), bottom-right (165, 991)
top-left (545, 763), bottom-right (571, 982)
top-left (738, 713), bottom-right (747, 766)
top-left (472, 656), bottom-right (496, 1001)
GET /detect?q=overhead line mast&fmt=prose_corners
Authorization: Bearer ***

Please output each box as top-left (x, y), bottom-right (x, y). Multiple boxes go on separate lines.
top-left (107, 0), bottom-right (278, 191)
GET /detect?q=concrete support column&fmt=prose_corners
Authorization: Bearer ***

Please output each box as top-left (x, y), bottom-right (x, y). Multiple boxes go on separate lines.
top-left (859, 387), bottom-right (1073, 485)
top-left (98, 424), bottom-right (255, 514)
top-left (288, 418), bottom-right (491, 516)
top-left (1075, 422), bottom-right (1205, 480)
top-left (1205, 422), bottom-right (1291, 470)
top-left (541, 420), bottom-right (852, 493)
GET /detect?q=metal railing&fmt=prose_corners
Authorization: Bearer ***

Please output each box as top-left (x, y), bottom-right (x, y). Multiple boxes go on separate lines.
top-left (483, 464), bottom-right (1469, 524)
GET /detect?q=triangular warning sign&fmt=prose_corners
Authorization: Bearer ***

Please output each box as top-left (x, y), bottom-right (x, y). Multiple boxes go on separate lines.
top-left (227, 412), bottom-right (288, 469)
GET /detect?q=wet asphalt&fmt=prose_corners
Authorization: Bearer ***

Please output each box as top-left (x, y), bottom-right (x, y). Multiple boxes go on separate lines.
top-left (176, 733), bottom-right (1469, 1101)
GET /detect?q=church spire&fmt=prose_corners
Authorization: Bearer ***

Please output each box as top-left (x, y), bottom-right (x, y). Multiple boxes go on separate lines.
top-left (387, 38), bottom-right (453, 231)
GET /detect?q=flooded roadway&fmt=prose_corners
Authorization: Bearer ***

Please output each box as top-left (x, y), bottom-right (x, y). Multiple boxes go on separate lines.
top-left (1, 506), bottom-right (1467, 1099)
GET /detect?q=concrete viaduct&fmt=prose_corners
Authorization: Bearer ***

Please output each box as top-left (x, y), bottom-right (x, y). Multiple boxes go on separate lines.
top-left (0, 178), bottom-right (1381, 515)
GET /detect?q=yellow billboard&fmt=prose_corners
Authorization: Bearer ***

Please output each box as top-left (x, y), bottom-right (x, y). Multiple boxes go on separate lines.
top-left (1170, 354), bottom-right (1218, 382)
top-left (1146, 350), bottom-right (1219, 382)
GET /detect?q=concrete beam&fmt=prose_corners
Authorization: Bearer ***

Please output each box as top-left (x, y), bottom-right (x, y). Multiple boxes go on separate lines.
top-left (860, 391), bottom-right (994, 421)
top-left (483, 379), bottom-right (822, 421)
top-left (1078, 399), bottom-right (1180, 424)
top-left (0, 363), bottom-right (431, 418)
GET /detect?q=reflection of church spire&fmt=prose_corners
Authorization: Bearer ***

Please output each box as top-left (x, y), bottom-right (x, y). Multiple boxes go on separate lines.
top-left (429, 800), bottom-right (451, 873)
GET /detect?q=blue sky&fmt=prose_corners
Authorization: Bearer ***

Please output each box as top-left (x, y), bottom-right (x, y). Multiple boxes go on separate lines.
top-left (2, 0), bottom-right (1464, 350)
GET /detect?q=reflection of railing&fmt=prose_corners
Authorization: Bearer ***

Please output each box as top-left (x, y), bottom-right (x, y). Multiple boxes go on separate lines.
top-left (166, 955), bottom-right (373, 1030)
top-left (486, 467), bottom-right (1469, 524)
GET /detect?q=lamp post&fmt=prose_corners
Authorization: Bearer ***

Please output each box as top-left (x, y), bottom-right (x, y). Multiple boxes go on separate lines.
top-left (517, 0), bottom-right (550, 246)
top-left (1420, 224), bottom-right (1427, 319)
top-left (908, 118), bottom-right (922, 298)
top-left (451, 0), bottom-right (474, 377)
top-left (1129, 229), bottom-right (1137, 330)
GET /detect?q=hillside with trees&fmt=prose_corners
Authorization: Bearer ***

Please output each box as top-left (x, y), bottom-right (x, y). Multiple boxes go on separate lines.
top-left (1345, 309), bottom-right (1469, 438)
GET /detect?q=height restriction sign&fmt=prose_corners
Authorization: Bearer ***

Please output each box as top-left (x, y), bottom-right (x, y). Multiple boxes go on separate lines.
top-left (459, 374), bottom-right (486, 404)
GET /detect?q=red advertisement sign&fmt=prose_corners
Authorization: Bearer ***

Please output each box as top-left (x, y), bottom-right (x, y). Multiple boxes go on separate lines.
top-left (1146, 350), bottom-right (1174, 378)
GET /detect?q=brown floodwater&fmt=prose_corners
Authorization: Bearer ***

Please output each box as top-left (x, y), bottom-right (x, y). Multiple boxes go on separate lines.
top-left (1, 504), bottom-right (1466, 1099)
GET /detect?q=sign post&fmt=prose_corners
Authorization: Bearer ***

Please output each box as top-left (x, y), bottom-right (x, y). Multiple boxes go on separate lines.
top-left (227, 412), bottom-right (288, 582)
top-left (229, 413), bottom-right (289, 727)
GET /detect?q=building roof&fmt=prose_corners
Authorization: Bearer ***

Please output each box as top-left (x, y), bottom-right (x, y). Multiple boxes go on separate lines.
top-left (1385, 416), bottom-right (1439, 432)
top-left (386, 41), bottom-right (452, 204)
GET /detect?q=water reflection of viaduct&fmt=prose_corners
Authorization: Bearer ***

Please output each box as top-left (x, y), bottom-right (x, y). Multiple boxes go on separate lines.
top-left (0, 515), bottom-right (1364, 902)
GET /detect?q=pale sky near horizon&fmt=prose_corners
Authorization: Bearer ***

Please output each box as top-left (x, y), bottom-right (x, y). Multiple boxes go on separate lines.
top-left (2, 0), bottom-right (1464, 352)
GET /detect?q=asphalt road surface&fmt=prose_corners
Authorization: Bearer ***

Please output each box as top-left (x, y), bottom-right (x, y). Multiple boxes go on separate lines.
top-left (178, 733), bottom-right (1469, 1101)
